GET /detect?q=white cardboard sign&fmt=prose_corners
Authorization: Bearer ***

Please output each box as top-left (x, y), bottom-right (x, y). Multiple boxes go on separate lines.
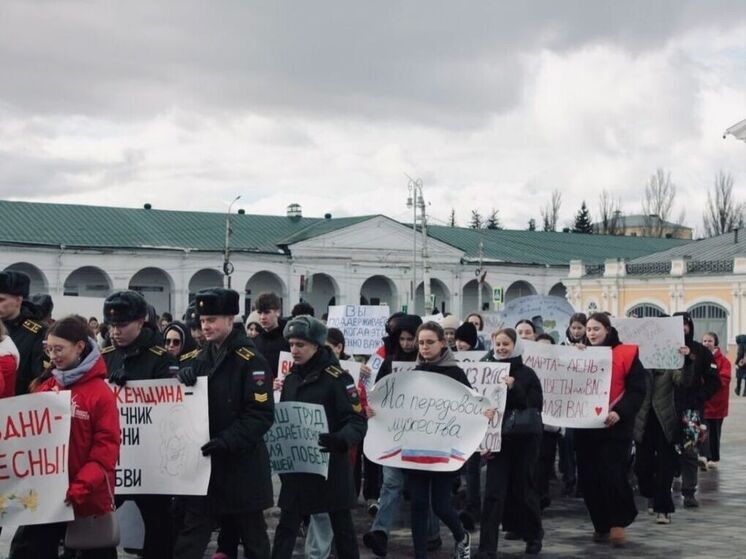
top-left (611, 316), bottom-right (684, 370)
top-left (265, 402), bottom-right (330, 478)
top-left (326, 305), bottom-right (390, 355)
top-left (364, 371), bottom-right (491, 471)
top-left (460, 362), bottom-right (510, 451)
top-left (111, 379), bottom-right (211, 495)
top-left (522, 340), bottom-right (613, 428)
top-left (0, 392), bottom-right (75, 526)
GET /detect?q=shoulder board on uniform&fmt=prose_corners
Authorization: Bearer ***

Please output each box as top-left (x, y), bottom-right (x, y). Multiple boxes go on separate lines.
top-left (149, 345), bottom-right (167, 356)
top-left (236, 347), bottom-right (255, 361)
top-left (101, 345), bottom-right (116, 354)
top-left (325, 365), bottom-right (344, 378)
top-left (180, 349), bottom-right (201, 362)
top-left (22, 319), bottom-right (43, 334)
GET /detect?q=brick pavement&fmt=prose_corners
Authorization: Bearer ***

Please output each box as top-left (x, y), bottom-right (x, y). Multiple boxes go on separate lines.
top-left (3, 393), bottom-right (746, 558)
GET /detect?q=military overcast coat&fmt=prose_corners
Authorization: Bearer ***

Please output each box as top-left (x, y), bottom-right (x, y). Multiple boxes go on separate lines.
top-left (277, 346), bottom-right (367, 514)
top-left (6, 301), bottom-right (47, 394)
top-left (190, 328), bottom-right (274, 514)
top-left (102, 326), bottom-right (176, 382)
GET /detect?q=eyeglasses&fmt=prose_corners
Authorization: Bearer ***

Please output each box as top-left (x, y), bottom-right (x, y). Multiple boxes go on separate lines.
top-left (165, 338), bottom-right (182, 346)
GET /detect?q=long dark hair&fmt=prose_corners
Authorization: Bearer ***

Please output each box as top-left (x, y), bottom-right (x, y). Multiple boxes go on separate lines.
top-left (31, 315), bottom-right (93, 391)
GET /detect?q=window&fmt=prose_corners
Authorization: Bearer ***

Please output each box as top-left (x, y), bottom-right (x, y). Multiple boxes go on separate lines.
top-left (626, 303), bottom-right (665, 318)
top-left (688, 303), bottom-right (728, 345)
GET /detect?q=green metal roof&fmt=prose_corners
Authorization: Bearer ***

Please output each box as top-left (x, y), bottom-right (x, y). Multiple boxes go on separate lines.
top-left (0, 200), bottom-right (689, 265)
top-left (629, 229), bottom-right (745, 265)
top-left (426, 225), bottom-right (689, 266)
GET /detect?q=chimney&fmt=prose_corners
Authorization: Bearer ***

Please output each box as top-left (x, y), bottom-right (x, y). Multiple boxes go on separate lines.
top-left (287, 203), bottom-right (302, 219)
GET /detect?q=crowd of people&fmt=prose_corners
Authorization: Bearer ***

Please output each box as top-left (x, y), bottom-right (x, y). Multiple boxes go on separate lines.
top-left (0, 267), bottom-right (740, 559)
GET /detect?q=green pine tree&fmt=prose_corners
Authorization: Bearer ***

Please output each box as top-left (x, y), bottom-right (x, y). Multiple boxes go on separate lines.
top-left (573, 201), bottom-right (594, 234)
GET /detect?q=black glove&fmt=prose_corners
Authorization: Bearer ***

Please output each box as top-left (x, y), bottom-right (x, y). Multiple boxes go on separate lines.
top-left (201, 438), bottom-right (228, 457)
top-left (109, 368), bottom-right (128, 387)
top-left (318, 433), bottom-right (348, 453)
top-left (177, 367), bottom-right (197, 386)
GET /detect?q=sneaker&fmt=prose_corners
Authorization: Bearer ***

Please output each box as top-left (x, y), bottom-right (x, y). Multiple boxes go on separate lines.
top-left (683, 495), bottom-right (699, 508)
top-left (609, 526), bottom-right (626, 547)
top-left (656, 513), bottom-right (671, 524)
top-left (698, 456), bottom-right (709, 471)
top-left (427, 536), bottom-right (443, 552)
top-left (592, 532), bottom-right (609, 543)
top-left (455, 532), bottom-right (471, 559)
top-left (363, 530), bottom-right (388, 557)
top-left (647, 498), bottom-right (654, 515)
top-left (525, 540), bottom-right (542, 555)
top-left (367, 499), bottom-right (380, 517)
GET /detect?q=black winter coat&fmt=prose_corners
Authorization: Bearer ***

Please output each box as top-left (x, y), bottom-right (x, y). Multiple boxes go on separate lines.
top-left (102, 326), bottom-right (176, 382)
top-left (278, 346), bottom-right (367, 514)
top-left (375, 346), bottom-right (418, 383)
top-left (674, 339), bottom-right (719, 416)
top-left (6, 302), bottom-right (47, 394)
top-left (190, 328), bottom-right (274, 514)
top-left (253, 318), bottom-right (290, 380)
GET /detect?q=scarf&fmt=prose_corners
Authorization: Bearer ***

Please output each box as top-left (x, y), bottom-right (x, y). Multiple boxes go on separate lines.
top-left (51, 338), bottom-right (100, 388)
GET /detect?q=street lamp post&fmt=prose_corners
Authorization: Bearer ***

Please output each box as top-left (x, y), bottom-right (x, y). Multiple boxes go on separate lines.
top-left (407, 177), bottom-right (431, 314)
top-left (223, 195), bottom-right (241, 288)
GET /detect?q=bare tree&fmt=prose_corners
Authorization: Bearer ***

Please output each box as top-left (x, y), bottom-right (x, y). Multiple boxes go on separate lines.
top-left (540, 189), bottom-right (562, 232)
top-left (703, 171), bottom-right (745, 237)
top-left (641, 168), bottom-right (684, 237)
top-left (469, 210), bottom-right (483, 229)
top-left (597, 190), bottom-right (623, 235)
top-left (448, 208), bottom-right (457, 227)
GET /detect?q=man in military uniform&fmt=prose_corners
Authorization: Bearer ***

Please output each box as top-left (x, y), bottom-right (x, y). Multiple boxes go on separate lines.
top-left (174, 288), bottom-right (274, 559)
top-left (0, 271), bottom-right (47, 395)
top-left (272, 315), bottom-right (367, 559)
top-left (101, 290), bottom-right (177, 559)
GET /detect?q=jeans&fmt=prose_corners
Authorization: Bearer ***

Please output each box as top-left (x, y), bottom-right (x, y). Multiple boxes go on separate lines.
top-left (272, 509), bottom-right (357, 559)
top-left (305, 514), bottom-right (333, 559)
top-left (408, 471), bottom-right (465, 559)
top-left (371, 466), bottom-right (440, 539)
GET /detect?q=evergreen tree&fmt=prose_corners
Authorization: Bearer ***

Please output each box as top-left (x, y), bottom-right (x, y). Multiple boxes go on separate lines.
top-left (573, 201), bottom-right (594, 234)
top-left (469, 210), bottom-right (483, 229)
top-left (448, 208), bottom-right (457, 227)
top-left (527, 218), bottom-right (536, 231)
top-left (485, 209), bottom-right (503, 230)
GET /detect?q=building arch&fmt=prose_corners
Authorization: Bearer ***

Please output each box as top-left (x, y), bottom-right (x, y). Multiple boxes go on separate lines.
top-left (687, 301), bottom-right (729, 347)
top-left (129, 267), bottom-right (174, 315)
top-left (505, 280), bottom-right (537, 303)
top-left (245, 271), bottom-right (287, 315)
top-left (415, 278), bottom-right (451, 315)
top-left (360, 275), bottom-right (397, 309)
top-left (4, 262), bottom-right (49, 294)
top-left (189, 269), bottom-right (224, 300)
top-left (63, 266), bottom-right (113, 297)
top-left (548, 282), bottom-right (567, 299)
top-left (303, 273), bottom-right (339, 317)
top-left (462, 279), bottom-right (492, 314)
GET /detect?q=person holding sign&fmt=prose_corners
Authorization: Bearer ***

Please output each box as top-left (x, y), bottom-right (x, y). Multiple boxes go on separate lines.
top-left (173, 288), bottom-right (274, 559)
top-left (253, 292), bottom-right (290, 382)
top-left (575, 313), bottom-right (647, 547)
top-left (477, 328), bottom-right (544, 558)
top-left (99, 291), bottom-right (177, 559)
top-left (10, 316), bottom-right (120, 559)
top-left (271, 315), bottom-right (367, 559)
top-left (404, 321), bottom-right (476, 559)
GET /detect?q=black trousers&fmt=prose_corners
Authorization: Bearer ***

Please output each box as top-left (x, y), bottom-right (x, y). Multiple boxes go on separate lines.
top-left (706, 418), bottom-right (724, 462)
top-left (575, 432), bottom-right (637, 533)
top-left (272, 508), bottom-right (358, 559)
top-left (537, 431), bottom-right (560, 503)
top-left (8, 522), bottom-right (117, 559)
top-left (173, 496), bottom-right (269, 559)
top-left (635, 415), bottom-right (677, 514)
top-left (479, 434), bottom-right (543, 555)
top-left (362, 456), bottom-right (382, 501)
top-left (115, 495), bottom-right (174, 559)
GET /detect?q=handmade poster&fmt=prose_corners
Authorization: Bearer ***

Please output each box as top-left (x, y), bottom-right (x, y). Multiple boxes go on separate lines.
top-left (522, 340), bottom-right (613, 428)
top-left (390, 361), bottom-right (417, 375)
top-left (482, 295), bottom-right (575, 342)
top-left (460, 362), bottom-right (510, 451)
top-left (611, 316), bottom-right (685, 369)
top-left (111, 379), bottom-right (211, 495)
top-left (339, 359), bottom-right (362, 385)
top-left (365, 351), bottom-right (385, 389)
top-left (454, 351), bottom-right (487, 362)
top-left (326, 305), bottom-right (390, 354)
top-left (0, 391), bottom-right (74, 526)
top-left (265, 402), bottom-right (330, 478)
top-left (364, 371), bottom-right (491, 472)
top-left (276, 351), bottom-right (295, 403)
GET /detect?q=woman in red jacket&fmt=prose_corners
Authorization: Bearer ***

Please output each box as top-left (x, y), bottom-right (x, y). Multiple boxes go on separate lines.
top-left (0, 319), bottom-right (19, 398)
top-left (11, 315), bottom-right (120, 559)
top-left (576, 312), bottom-right (647, 548)
top-left (702, 332), bottom-right (731, 467)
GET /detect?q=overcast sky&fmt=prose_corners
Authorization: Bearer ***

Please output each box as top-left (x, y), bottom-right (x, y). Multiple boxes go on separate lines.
top-left (1, 1), bottom-right (745, 233)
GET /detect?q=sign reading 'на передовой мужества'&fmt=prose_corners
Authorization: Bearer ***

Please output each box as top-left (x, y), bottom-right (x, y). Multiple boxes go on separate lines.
top-left (364, 371), bottom-right (491, 472)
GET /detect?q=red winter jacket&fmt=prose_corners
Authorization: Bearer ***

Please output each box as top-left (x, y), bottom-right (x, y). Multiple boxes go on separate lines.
top-left (705, 348), bottom-right (731, 420)
top-left (0, 336), bottom-right (19, 398)
top-left (35, 353), bottom-right (121, 517)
